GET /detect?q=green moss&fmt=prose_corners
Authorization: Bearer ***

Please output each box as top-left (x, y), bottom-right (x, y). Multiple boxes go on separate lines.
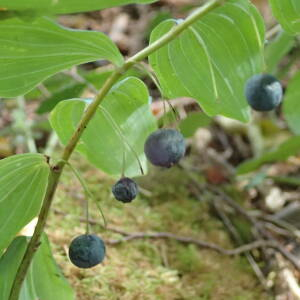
top-left (174, 244), bottom-right (203, 273)
top-left (47, 153), bottom-right (271, 300)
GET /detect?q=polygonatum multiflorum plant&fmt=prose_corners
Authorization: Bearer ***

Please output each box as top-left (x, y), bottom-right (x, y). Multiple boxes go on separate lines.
top-left (0, 0), bottom-right (299, 299)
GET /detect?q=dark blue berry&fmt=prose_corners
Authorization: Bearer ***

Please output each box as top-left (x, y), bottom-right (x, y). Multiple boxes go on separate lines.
top-left (68, 234), bottom-right (105, 268)
top-left (112, 177), bottom-right (138, 203)
top-left (144, 128), bottom-right (185, 168)
top-left (245, 74), bottom-right (283, 111)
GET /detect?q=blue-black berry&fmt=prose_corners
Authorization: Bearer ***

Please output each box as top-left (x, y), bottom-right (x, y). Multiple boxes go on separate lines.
top-left (245, 74), bottom-right (283, 111)
top-left (112, 177), bottom-right (138, 203)
top-left (144, 128), bottom-right (185, 168)
top-left (68, 234), bottom-right (105, 268)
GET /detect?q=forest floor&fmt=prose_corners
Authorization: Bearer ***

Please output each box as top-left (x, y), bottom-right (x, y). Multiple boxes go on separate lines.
top-left (46, 152), bottom-right (270, 300)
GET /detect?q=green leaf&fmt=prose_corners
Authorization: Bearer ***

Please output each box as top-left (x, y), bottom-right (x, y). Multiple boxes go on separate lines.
top-left (265, 31), bottom-right (295, 74)
top-left (179, 112), bottom-right (211, 138)
top-left (83, 66), bottom-right (144, 90)
top-left (145, 11), bottom-right (172, 40)
top-left (31, 234), bottom-right (75, 300)
top-left (0, 236), bottom-right (35, 300)
top-left (283, 71), bottom-right (300, 135)
top-left (25, 72), bottom-right (75, 100)
top-left (149, 0), bottom-right (265, 122)
top-left (0, 0), bottom-right (158, 15)
top-left (269, 0), bottom-right (300, 35)
top-left (34, 67), bottom-right (143, 114)
top-left (237, 136), bottom-right (300, 174)
top-left (83, 68), bottom-right (115, 89)
top-left (36, 83), bottom-right (86, 114)
top-left (50, 77), bottom-right (157, 177)
top-left (0, 153), bottom-right (50, 253)
top-left (0, 235), bottom-right (74, 300)
top-left (0, 17), bottom-right (123, 98)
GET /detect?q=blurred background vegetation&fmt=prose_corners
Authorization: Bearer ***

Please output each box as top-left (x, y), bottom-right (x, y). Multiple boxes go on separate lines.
top-left (1, 0), bottom-right (300, 299)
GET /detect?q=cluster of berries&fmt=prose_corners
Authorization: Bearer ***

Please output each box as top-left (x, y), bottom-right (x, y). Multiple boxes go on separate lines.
top-left (68, 73), bottom-right (283, 269)
top-left (68, 127), bottom-right (186, 268)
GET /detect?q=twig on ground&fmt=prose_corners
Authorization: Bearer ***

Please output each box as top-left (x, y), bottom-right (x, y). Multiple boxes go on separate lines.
top-left (37, 83), bottom-right (51, 98)
top-left (208, 184), bottom-right (268, 237)
top-left (277, 254), bottom-right (300, 299)
top-left (106, 232), bottom-right (278, 255)
top-left (212, 191), bottom-right (300, 271)
top-left (53, 208), bottom-right (278, 260)
top-left (282, 267), bottom-right (300, 298)
top-left (179, 163), bottom-right (300, 272)
top-left (65, 67), bottom-right (98, 94)
top-left (212, 199), bottom-right (240, 241)
top-left (266, 24), bottom-right (282, 40)
top-left (212, 198), bottom-right (268, 288)
top-left (207, 185), bottom-right (300, 271)
top-left (263, 222), bottom-right (298, 238)
top-left (272, 242), bottom-right (300, 271)
top-left (260, 215), bottom-right (300, 240)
